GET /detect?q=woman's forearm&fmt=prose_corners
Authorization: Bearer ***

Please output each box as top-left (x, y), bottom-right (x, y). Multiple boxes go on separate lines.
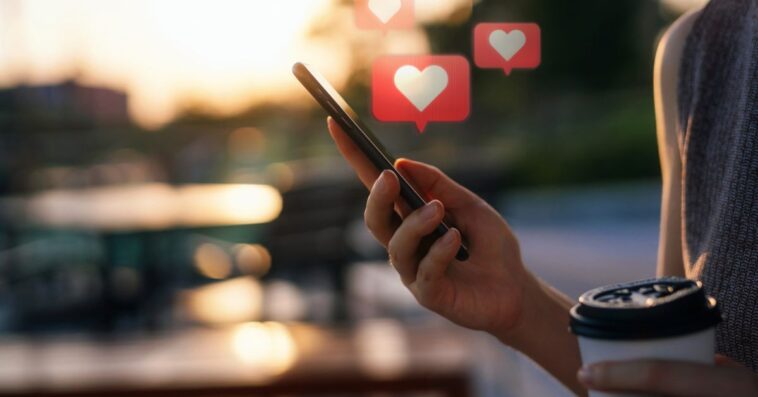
top-left (493, 272), bottom-right (586, 396)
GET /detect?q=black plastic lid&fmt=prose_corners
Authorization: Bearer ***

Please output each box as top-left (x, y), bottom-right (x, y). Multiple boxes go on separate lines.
top-left (569, 277), bottom-right (721, 340)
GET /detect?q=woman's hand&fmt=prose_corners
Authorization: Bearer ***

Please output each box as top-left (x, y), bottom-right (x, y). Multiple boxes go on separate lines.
top-left (327, 118), bottom-right (587, 394)
top-left (326, 118), bottom-right (533, 335)
top-left (578, 355), bottom-right (758, 396)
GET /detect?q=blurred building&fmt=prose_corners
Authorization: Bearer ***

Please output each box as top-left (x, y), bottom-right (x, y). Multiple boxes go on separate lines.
top-left (0, 80), bottom-right (130, 128)
top-left (0, 81), bottom-right (132, 195)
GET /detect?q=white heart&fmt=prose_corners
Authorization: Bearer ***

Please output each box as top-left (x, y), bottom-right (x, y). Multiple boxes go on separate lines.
top-left (393, 65), bottom-right (449, 112)
top-left (368, 0), bottom-right (402, 24)
top-left (489, 29), bottom-right (527, 61)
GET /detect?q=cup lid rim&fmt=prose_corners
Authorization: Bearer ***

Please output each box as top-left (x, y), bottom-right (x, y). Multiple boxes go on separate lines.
top-left (569, 277), bottom-right (721, 340)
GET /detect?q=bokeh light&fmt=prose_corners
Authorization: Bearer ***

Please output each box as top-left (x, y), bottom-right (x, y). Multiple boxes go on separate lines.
top-left (231, 321), bottom-right (298, 375)
top-left (235, 243), bottom-right (272, 277)
top-left (194, 243), bottom-right (233, 280)
top-left (25, 183), bottom-right (283, 230)
top-left (183, 277), bottom-right (263, 324)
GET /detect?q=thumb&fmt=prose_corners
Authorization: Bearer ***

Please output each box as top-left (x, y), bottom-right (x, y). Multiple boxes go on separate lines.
top-left (395, 159), bottom-right (478, 209)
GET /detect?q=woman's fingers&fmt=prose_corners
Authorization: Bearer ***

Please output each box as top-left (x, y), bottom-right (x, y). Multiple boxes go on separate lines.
top-left (365, 170), bottom-right (402, 245)
top-left (327, 117), bottom-right (378, 189)
top-left (328, 118), bottom-right (461, 287)
top-left (413, 228), bottom-right (459, 305)
top-left (579, 359), bottom-right (758, 397)
top-left (387, 200), bottom-right (445, 286)
top-left (395, 158), bottom-right (479, 209)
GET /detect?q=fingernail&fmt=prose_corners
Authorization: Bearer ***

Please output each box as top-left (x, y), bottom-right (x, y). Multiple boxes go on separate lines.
top-left (421, 201), bottom-right (441, 220)
top-left (441, 229), bottom-right (457, 245)
top-left (577, 365), bottom-right (596, 386)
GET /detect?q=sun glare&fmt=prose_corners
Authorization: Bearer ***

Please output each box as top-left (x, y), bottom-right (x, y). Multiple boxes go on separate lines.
top-left (0, 0), bottom-right (334, 128)
top-left (0, 0), bottom-right (472, 128)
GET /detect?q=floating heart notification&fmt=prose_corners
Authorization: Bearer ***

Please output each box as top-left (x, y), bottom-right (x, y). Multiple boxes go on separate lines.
top-left (474, 23), bottom-right (541, 75)
top-left (489, 30), bottom-right (526, 61)
top-left (368, 0), bottom-right (402, 24)
top-left (373, 55), bottom-right (470, 132)
top-left (393, 65), bottom-right (449, 112)
top-left (355, 0), bottom-right (414, 31)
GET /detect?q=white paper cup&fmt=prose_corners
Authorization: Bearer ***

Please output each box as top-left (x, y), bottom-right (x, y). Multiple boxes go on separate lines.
top-left (570, 277), bottom-right (720, 397)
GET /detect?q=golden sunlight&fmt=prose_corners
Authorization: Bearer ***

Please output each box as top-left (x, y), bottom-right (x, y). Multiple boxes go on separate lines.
top-left (0, 0), bottom-right (467, 128)
top-left (0, 0), bottom-right (334, 128)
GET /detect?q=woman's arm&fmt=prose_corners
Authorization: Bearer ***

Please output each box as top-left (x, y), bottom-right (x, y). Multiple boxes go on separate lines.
top-left (653, 9), bottom-right (700, 277)
top-left (495, 274), bottom-right (584, 395)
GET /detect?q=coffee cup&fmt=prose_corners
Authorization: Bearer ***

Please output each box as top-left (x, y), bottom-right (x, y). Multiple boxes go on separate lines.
top-left (570, 277), bottom-right (721, 397)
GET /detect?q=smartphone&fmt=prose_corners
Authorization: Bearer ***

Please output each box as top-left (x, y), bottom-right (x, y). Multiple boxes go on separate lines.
top-left (292, 62), bottom-right (469, 261)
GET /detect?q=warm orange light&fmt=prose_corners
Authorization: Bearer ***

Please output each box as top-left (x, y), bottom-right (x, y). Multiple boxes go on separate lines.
top-left (0, 0), bottom-right (334, 128)
top-left (28, 183), bottom-right (177, 230)
top-left (183, 277), bottom-right (263, 324)
top-left (415, 0), bottom-right (474, 24)
top-left (194, 243), bottom-right (233, 280)
top-left (235, 244), bottom-right (271, 277)
top-left (178, 184), bottom-right (283, 227)
top-left (231, 321), bottom-right (298, 375)
top-left (25, 183), bottom-right (282, 230)
top-left (0, 0), bottom-right (454, 128)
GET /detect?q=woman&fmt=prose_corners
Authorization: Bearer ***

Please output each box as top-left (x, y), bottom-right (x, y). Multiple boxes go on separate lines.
top-left (327, 0), bottom-right (758, 395)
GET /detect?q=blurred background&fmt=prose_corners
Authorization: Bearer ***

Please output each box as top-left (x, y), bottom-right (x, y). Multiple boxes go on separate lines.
top-left (0, 0), bottom-right (707, 396)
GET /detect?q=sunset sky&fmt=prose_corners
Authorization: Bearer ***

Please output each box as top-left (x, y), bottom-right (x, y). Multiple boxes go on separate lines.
top-left (0, 0), bottom-right (472, 128)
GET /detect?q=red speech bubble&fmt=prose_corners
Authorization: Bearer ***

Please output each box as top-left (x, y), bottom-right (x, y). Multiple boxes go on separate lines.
top-left (372, 55), bottom-right (470, 132)
top-left (355, 0), bottom-right (414, 31)
top-left (474, 23), bottom-right (541, 75)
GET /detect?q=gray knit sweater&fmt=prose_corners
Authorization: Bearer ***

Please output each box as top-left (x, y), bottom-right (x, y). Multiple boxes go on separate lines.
top-left (678, 0), bottom-right (758, 370)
